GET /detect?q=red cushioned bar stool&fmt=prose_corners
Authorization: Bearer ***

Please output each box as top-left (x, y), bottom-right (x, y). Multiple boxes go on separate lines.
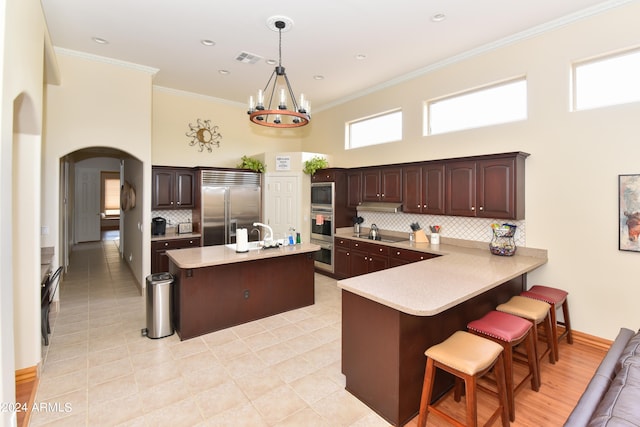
top-left (417, 331), bottom-right (510, 427)
top-left (496, 295), bottom-right (556, 365)
top-left (467, 310), bottom-right (540, 422)
top-left (521, 285), bottom-right (573, 362)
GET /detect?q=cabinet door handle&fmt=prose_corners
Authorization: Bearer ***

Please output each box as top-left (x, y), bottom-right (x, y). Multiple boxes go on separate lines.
top-left (471, 206), bottom-right (475, 211)
top-left (164, 242), bottom-right (169, 247)
top-left (479, 206), bottom-right (484, 211)
top-left (177, 201), bottom-right (181, 205)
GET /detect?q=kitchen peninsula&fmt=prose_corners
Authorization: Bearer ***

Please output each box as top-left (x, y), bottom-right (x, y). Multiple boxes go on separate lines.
top-left (336, 235), bottom-right (547, 426)
top-left (167, 242), bottom-right (320, 340)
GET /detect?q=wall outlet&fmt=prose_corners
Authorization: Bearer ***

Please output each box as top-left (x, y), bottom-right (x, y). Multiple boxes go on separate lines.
top-left (243, 290), bottom-right (250, 299)
top-left (41, 226), bottom-right (49, 235)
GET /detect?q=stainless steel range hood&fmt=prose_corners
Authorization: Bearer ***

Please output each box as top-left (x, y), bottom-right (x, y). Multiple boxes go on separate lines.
top-left (356, 202), bottom-right (403, 213)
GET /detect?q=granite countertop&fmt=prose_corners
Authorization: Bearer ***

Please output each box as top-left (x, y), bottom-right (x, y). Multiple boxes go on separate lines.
top-left (334, 229), bottom-right (547, 317)
top-left (151, 232), bottom-right (202, 242)
top-left (166, 242), bottom-right (320, 269)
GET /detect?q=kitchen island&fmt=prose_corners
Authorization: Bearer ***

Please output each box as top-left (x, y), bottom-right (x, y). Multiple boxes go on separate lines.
top-left (337, 237), bottom-right (547, 426)
top-left (167, 242), bottom-right (320, 340)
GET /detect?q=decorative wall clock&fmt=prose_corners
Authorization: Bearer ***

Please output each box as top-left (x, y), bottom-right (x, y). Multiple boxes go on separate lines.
top-left (186, 119), bottom-right (222, 152)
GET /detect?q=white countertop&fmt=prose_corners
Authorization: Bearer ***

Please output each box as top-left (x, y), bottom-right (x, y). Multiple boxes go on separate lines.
top-left (335, 233), bottom-right (547, 317)
top-left (166, 242), bottom-right (320, 269)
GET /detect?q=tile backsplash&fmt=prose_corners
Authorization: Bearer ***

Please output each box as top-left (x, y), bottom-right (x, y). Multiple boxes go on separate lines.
top-left (151, 210), bottom-right (193, 226)
top-left (355, 211), bottom-right (526, 247)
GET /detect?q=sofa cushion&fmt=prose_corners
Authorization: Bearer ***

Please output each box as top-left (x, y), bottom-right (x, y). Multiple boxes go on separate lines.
top-left (588, 363), bottom-right (640, 426)
top-left (564, 328), bottom-right (636, 427)
top-left (616, 330), bottom-right (640, 373)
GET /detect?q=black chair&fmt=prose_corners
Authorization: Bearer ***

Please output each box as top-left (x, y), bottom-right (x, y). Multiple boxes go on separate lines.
top-left (41, 266), bottom-right (63, 346)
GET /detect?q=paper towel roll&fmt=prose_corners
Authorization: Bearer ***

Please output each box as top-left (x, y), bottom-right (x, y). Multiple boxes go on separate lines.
top-left (236, 228), bottom-right (249, 252)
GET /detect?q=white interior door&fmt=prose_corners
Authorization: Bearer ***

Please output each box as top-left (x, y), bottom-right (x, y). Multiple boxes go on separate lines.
top-left (264, 174), bottom-right (299, 240)
top-left (75, 167), bottom-right (101, 242)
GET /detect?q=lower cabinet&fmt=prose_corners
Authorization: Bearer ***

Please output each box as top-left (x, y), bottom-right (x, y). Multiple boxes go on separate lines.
top-left (334, 237), bottom-right (438, 278)
top-left (151, 237), bottom-right (201, 273)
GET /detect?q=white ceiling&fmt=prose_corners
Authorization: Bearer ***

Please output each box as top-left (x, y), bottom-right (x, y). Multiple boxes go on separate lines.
top-left (41, 0), bottom-right (627, 111)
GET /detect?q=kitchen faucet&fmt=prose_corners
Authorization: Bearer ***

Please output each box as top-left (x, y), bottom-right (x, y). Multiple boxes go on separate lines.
top-left (252, 222), bottom-right (273, 242)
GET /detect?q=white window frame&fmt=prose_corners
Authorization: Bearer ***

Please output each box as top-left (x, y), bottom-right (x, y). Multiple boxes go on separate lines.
top-left (572, 47), bottom-right (640, 112)
top-left (346, 109), bottom-right (402, 149)
top-left (425, 78), bottom-right (527, 136)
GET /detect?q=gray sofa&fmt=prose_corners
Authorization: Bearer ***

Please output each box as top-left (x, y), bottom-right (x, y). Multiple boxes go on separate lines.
top-left (565, 327), bottom-right (640, 426)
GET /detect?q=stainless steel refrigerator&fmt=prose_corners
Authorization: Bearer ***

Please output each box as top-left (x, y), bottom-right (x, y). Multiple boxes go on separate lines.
top-left (201, 170), bottom-right (262, 246)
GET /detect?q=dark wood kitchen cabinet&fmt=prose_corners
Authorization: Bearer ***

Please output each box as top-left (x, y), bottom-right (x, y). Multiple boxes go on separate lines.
top-left (151, 237), bottom-right (201, 273)
top-left (152, 167), bottom-right (196, 210)
top-left (334, 237), bottom-right (440, 278)
top-left (334, 238), bottom-right (389, 278)
top-left (362, 167), bottom-right (402, 203)
top-left (445, 152), bottom-right (528, 220)
top-left (347, 171), bottom-right (363, 208)
top-left (402, 164), bottom-right (445, 214)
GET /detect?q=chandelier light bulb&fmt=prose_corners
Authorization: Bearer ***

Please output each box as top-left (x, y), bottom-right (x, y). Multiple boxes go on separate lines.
top-left (247, 17), bottom-right (310, 128)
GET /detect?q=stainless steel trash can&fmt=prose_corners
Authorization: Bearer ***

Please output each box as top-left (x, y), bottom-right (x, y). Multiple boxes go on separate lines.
top-left (144, 272), bottom-right (174, 339)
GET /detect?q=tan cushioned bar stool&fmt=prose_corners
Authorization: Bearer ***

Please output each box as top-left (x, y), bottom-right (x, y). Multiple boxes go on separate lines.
top-left (521, 285), bottom-right (573, 362)
top-left (417, 331), bottom-right (510, 427)
top-left (497, 295), bottom-right (556, 365)
top-left (468, 310), bottom-right (540, 422)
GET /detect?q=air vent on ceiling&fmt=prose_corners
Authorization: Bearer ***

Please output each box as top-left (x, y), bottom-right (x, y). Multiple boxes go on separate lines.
top-left (235, 52), bottom-right (263, 64)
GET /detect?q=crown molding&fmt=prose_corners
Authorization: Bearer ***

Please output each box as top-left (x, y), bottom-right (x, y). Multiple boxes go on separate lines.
top-left (54, 47), bottom-right (159, 75)
top-left (318, 0), bottom-right (635, 112)
top-left (153, 86), bottom-right (245, 108)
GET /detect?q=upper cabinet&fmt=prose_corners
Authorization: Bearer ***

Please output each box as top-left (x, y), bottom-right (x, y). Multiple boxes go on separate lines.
top-left (362, 167), bottom-right (402, 203)
top-left (402, 164), bottom-right (445, 215)
top-left (152, 167), bottom-right (196, 209)
top-left (347, 171), bottom-right (363, 208)
top-left (445, 153), bottom-right (528, 219)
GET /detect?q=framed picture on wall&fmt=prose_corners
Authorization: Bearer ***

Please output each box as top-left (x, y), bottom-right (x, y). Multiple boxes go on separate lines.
top-left (619, 174), bottom-right (640, 252)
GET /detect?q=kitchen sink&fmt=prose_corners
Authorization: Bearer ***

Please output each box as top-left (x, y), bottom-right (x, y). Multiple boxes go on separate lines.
top-left (225, 241), bottom-right (263, 251)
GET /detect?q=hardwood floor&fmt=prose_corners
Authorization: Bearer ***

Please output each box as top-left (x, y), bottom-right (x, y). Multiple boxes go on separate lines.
top-left (405, 332), bottom-right (608, 426)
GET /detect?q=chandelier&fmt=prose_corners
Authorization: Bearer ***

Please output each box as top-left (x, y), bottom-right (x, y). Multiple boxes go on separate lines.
top-left (247, 19), bottom-right (310, 128)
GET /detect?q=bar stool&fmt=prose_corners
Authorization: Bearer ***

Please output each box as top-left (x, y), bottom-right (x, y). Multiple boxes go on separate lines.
top-left (467, 310), bottom-right (540, 422)
top-left (497, 296), bottom-right (556, 365)
top-left (521, 285), bottom-right (573, 362)
top-left (417, 331), bottom-right (510, 427)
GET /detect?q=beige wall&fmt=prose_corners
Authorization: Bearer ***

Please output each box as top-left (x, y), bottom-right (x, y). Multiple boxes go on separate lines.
top-left (1, 0), bottom-right (49, 419)
top-left (43, 52), bottom-right (155, 288)
top-left (304, 2), bottom-right (640, 340)
top-left (152, 88), bottom-right (307, 168)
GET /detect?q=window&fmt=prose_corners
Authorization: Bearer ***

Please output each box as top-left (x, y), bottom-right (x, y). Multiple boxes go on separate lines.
top-left (346, 109), bottom-right (402, 149)
top-left (573, 48), bottom-right (640, 111)
top-left (101, 171), bottom-right (120, 216)
top-left (426, 78), bottom-right (527, 135)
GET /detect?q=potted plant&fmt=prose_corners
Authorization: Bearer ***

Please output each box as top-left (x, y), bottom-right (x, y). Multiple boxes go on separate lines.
top-left (303, 156), bottom-right (329, 175)
top-left (237, 155), bottom-right (265, 173)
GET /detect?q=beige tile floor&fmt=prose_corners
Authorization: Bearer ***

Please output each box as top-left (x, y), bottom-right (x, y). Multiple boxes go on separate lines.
top-left (32, 237), bottom-right (391, 426)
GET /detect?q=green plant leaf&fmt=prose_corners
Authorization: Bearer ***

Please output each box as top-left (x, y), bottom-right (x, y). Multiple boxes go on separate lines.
top-left (237, 155), bottom-right (265, 173)
top-left (303, 156), bottom-right (329, 175)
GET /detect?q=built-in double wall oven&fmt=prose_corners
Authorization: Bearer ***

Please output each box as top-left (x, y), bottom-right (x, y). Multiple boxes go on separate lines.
top-left (311, 182), bottom-right (335, 273)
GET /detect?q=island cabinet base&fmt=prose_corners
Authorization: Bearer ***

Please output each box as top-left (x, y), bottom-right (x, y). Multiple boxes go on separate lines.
top-left (170, 253), bottom-right (315, 340)
top-left (341, 275), bottom-right (525, 426)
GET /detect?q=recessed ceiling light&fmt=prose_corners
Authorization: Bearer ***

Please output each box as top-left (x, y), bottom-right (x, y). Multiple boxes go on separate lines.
top-left (218, 70), bottom-right (230, 75)
top-left (313, 75), bottom-right (325, 81)
top-left (92, 37), bottom-right (109, 44)
top-left (265, 59), bottom-right (277, 66)
top-left (355, 54), bottom-right (367, 60)
top-left (201, 39), bottom-right (216, 46)
top-left (431, 13), bottom-right (446, 22)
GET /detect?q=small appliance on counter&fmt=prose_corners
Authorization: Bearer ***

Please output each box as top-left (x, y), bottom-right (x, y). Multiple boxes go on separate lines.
top-left (151, 217), bottom-right (167, 236)
top-left (178, 222), bottom-right (193, 234)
